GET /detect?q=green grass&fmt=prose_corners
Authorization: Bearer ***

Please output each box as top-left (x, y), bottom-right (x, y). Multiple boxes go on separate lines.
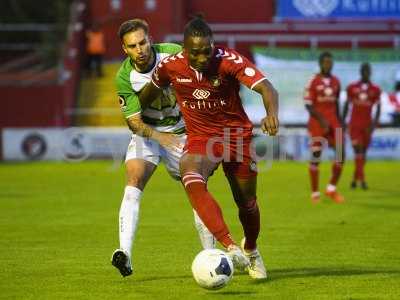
top-left (0, 161), bottom-right (399, 299)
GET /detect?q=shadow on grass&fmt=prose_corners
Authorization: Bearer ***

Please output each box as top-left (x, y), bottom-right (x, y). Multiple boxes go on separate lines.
top-left (0, 192), bottom-right (29, 199)
top-left (359, 188), bottom-right (400, 199)
top-left (211, 291), bottom-right (256, 296)
top-left (353, 202), bottom-right (400, 211)
top-left (265, 267), bottom-right (400, 282)
top-left (129, 274), bottom-right (192, 283)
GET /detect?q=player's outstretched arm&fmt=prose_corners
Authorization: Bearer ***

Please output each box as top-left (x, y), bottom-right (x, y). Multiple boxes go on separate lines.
top-left (253, 79), bottom-right (279, 136)
top-left (127, 113), bottom-right (180, 150)
top-left (139, 82), bottom-right (163, 110)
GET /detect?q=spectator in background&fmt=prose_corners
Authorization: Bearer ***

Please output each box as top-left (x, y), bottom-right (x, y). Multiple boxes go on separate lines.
top-left (85, 24), bottom-right (106, 77)
top-left (343, 63), bottom-right (381, 190)
top-left (388, 81), bottom-right (400, 126)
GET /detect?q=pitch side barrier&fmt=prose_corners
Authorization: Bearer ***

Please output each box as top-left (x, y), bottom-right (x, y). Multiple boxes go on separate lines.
top-left (1, 127), bottom-right (399, 163)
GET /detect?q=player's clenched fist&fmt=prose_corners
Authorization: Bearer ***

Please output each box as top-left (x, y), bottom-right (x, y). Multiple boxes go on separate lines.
top-left (261, 115), bottom-right (279, 136)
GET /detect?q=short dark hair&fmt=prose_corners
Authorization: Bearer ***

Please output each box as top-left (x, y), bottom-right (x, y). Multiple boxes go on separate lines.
top-left (183, 16), bottom-right (212, 41)
top-left (361, 62), bottom-right (370, 70)
top-left (118, 19), bottom-right (149, 40)
top-left (319, 51), bottom-right (332, 64)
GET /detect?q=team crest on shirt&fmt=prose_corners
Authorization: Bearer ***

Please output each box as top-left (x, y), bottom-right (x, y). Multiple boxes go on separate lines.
top-left (324, 87), bottom-right (333, 96)
top-left (209, 76), bottom-right (221, 87)
top-left (119, 96), bottom-right (127, 111)
top-left (359, 93), bottom-right (368, 101)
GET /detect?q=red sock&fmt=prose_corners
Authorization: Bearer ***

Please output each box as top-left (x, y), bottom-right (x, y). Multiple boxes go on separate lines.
top-left (354, 154), bottom-right (364, 182)
top-left (182, 172), bottom-right (234, 248)
top-left (329, 162), bottom-right (343, 186)
top-left (237, 197), bottom-right (260, 250)
top-left (309, 163), bottom-right (319, 193)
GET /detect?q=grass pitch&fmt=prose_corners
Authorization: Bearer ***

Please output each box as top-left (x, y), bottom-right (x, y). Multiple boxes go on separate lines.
top-left (0, 161), bottom-right (399, 299)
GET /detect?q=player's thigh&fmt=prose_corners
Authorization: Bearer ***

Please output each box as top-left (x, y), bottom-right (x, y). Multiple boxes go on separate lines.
top-left (308, 127), bottom-right (328, 153)
top-left (180, 153), bottom-right (219, 180)
top-left (161, 134), bottom-right (186, 180)
top-left (125, 134), bottom-right (161, 189)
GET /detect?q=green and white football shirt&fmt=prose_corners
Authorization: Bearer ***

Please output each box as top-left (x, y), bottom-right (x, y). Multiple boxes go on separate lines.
top-left (115, 43), bottom-right (184, 133)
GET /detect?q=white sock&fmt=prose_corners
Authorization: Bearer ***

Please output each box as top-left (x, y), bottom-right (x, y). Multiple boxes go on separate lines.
top-left (326, 184), bottom-right (336, 192)
top-left (119, 186), bottom-right (142, 258)
top-left (311, 191), bottom-right (321, 198)
top-left (193, 209), bottom-right (216, 249)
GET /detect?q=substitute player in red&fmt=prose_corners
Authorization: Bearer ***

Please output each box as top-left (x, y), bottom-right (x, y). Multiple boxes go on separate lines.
top-left (343, 63), bottom-right (381, 190)
top-left (140, 17), bottom-right (279, 279)
top-left (304, 52), bottom-right (345, 204)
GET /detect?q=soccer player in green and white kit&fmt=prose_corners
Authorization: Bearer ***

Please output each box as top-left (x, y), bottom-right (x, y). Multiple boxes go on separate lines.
top-left (111, 19), bottom-right (214, 277)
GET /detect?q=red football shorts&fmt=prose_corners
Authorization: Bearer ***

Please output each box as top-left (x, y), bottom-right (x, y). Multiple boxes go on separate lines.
top-left (308, 123), bottom-right (344, 151)
top-left (349, 126), bottom-right (371, 147)
top-left (183, 135), bottom-right (257, 178)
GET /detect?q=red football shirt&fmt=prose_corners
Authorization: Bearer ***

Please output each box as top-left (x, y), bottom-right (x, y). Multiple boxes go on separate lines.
top-left (304, 74), bottom-right (341, 128)
top-left (152, 46), bottom-right (266, 138)
top-left (347, 81), bottom-right (381, 127)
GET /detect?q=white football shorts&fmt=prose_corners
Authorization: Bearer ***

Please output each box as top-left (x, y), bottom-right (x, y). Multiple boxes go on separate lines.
top-left (125, 133), bottom-right (186, 180)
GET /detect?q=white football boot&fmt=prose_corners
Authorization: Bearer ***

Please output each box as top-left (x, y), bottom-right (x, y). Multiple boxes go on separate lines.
top-left (226, 244), bottom-right (250, 272)
top-left (241, 238), bottom-right (267, 279)
top-left (111, 249), bottom-right (132, 277)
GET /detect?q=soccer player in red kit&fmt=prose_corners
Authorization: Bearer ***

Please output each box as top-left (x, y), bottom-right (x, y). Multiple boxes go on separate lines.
top-left (343, 63), bottom-right (381, 190)
top-left (304, 52), bottom-right (345, 204)
top-left (140, 17), bottom-right (279, 279)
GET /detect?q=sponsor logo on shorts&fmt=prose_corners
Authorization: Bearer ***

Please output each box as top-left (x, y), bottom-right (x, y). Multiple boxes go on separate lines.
top-left (250, 161), bottom-right (258, 172)
top-left (119, 96), bottom-right (127, 111)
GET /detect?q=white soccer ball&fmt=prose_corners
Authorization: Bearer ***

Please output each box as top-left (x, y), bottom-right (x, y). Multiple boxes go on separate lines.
top-left (191, 249), bottom-right (234, 290)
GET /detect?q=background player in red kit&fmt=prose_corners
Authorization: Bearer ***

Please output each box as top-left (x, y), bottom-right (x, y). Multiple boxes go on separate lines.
top-left (140, 17), bottom-right (279, 279)
top-left (304, 52), bottom-right (345, 204)
top-left (343, 63), bottom-right (381, 190)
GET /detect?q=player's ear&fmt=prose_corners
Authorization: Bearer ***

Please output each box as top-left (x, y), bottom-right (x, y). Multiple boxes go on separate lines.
top-left (122, 43), bottom-right (128, 55)
top-left (148, 35), bottom-right (153, 45)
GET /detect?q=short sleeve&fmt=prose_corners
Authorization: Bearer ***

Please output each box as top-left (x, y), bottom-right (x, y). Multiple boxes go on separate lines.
top-left (115, 73), bottom-right (141, 119)
top-left (219, 48), bottom-right (266, 90)
top-left (152, 59), bottom-right (172, 88)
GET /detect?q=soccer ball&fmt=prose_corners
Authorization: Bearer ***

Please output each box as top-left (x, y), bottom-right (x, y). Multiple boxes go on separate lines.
top-left (191, 249), bottom-right (234, 290)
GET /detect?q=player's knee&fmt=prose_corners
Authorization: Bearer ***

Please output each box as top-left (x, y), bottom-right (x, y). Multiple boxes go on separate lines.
top-left (310, 150), bottom-right (322, 164)
top-left (126, 175), bottom-right (146, 190)
top-left (237, 197), bottom-right (258, 211)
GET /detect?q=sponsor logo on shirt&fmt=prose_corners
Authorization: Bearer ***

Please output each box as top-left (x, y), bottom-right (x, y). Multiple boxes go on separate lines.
top-left (177, 78), bottom-right (193, 83)
top-left (192, 89), bottom-right (210, 99)
top-left (182, 99), bottom-right (227, 110)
